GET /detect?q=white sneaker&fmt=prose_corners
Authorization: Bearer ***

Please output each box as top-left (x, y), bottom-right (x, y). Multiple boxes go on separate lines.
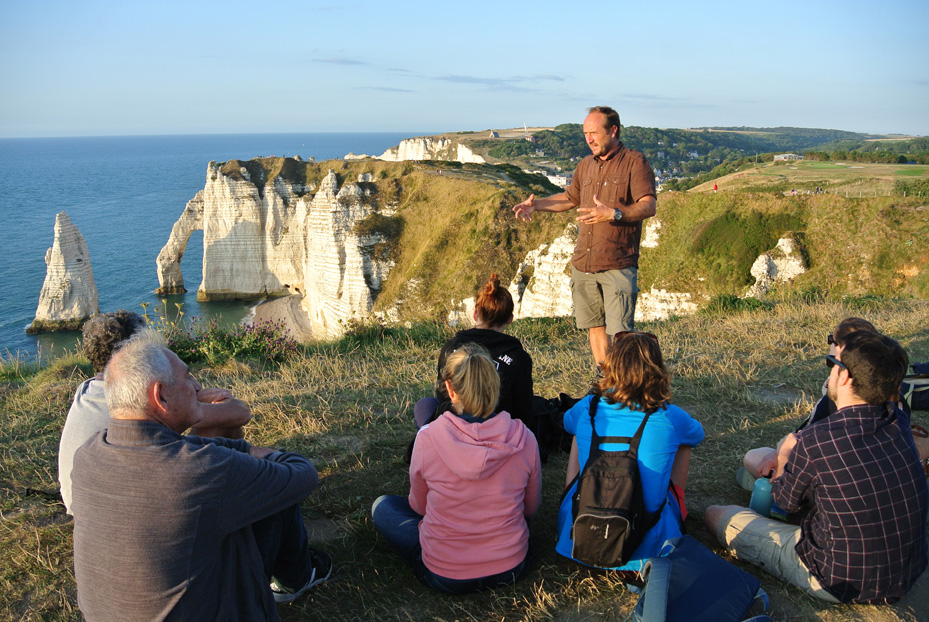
top-left (270, 550), bottom-right (332, 603)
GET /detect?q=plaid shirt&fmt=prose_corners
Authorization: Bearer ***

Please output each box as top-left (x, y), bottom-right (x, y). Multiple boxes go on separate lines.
top-left (772, 403), bottom-right (928, 603)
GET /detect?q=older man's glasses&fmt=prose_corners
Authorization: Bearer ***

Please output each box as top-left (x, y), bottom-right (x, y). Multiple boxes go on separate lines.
top-left (825, 354), bottom-right (851, 376)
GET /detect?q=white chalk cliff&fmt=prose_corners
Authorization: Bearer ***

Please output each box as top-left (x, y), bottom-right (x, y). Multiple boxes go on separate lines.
top-left (156, 162), bottom-right (392, 339)
top-left (506, 222), bottom-right (699, 324)
top-left (29, 212), bottom-right (99, 333)
top-left (745, 236), bottom-right (807, 298)
top-left (347, 137), bottom-right (485, 164)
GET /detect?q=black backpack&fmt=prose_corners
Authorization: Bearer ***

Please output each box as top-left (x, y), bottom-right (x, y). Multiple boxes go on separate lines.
top-left (569, 395), bottom-right (664, 568)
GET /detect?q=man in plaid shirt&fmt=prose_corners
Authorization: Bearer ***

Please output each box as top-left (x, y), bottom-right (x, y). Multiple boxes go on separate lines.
top-left (706, 331), bottom-right (928, 604)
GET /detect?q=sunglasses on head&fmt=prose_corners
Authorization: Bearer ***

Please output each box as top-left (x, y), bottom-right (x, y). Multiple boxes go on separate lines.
top-left (825, 354), bottom-right (851, 376)
top-left (615, 330), bottom-right (658, 343)
top-left (827, 333), bottom-right (837, 346)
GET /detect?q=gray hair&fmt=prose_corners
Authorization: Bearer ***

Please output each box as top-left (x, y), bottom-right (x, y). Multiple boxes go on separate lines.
top-left (104, 328), bottom-right (173, 417)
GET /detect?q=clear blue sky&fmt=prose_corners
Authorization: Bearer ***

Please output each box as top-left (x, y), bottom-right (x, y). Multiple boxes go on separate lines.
top-left (1, 0), bottom-right (926, 138)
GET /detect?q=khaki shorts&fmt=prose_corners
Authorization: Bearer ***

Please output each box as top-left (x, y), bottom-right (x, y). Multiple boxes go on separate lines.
top-left (570, 265), bottom-right (638, 335)
top-left (715, 507), bottom-right (840, 603)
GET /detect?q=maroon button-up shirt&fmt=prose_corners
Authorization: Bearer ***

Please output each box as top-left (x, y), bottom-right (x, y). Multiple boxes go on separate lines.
top-left (564, 143), bottom-right (655, 273)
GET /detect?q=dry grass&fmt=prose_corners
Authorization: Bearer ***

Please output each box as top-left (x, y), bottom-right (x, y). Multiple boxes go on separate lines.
top-left (2, 300), bottom-right (929, 621)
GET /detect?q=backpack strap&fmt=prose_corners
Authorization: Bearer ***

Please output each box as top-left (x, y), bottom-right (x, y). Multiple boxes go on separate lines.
top-left (588, 395), bottom-right (653, 456)
top-left (586, 396), bottom-right (666, 528)
top-left (637, 557), bottom-right (672, 622)
top-left (743, 587), bottom-right (772, 621)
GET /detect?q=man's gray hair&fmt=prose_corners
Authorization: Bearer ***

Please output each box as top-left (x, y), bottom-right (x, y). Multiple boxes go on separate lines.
top-left (104, 328), bottom-right (173, 416)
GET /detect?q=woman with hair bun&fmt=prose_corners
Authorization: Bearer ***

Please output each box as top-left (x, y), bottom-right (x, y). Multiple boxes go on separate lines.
top-left (373, 343), bottom-right (542, 593)
top-left (414, 273), bottom-right (534, 429)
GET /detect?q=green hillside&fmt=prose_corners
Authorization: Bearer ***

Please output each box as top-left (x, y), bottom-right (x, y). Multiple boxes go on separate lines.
top-left (643, 191), bottom-right (929, 300)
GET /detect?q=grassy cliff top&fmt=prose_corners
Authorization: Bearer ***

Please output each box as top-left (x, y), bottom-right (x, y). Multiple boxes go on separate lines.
top-left (4, 298), bottom-right (929, 621)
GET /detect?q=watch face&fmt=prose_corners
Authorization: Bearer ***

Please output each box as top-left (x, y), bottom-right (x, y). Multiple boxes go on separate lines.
top-left (613, 209), bottom-right (622, 221)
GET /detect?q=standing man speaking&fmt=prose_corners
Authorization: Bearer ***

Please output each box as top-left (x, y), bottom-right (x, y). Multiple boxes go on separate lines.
top-left (513, 106), bottom-right (656, 366)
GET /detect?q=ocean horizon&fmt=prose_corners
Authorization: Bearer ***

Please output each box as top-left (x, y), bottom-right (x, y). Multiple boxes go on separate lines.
top-left (0, 132), bottom-right (417, 358)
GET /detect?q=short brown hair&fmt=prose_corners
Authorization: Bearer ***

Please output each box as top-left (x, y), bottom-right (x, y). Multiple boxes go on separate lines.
top-left (596, 332), bottom-right (670, 413)
top-left (475, 272), bottom-right (514, 328)
top-left (833, 317), bottom-right (877, 346)
top-left (442, 343), bottom-right (500, 419)
top-left (82, 310), bottom-right (147, 374)
top-left (588, 106), bottom-right (621, 138)
top-left (840, 331), bottom-right (908, 406)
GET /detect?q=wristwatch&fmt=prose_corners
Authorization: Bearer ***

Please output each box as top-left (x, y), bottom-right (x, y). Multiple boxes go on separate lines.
top-left (612, 208), bottom-right (624, 221)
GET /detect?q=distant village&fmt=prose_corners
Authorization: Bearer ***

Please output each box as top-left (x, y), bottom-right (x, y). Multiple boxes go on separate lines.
top-left (486, 128), bottom-right (807, 194)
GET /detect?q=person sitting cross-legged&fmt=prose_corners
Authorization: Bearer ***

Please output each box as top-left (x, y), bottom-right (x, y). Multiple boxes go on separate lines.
top-left (706, 331), bottom-right (929, 604)
top-left (58, 310), bottom-right (251, 515)
top-left (555, 331), bottom-right (704, 571)
top-left (373, 342), bottom-right (542, 594)
top-left (71, 329), bottom-right (330, 620)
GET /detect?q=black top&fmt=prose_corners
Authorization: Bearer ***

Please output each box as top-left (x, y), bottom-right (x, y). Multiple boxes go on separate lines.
top-left (433, 328), bottom-right (534, 426)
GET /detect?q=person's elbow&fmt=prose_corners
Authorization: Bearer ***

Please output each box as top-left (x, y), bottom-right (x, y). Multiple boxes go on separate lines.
top-left (639, 195), bottom-right (657, 218)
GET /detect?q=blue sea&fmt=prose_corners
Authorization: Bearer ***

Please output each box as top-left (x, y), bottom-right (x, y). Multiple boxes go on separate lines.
top-left (0, 132), bottom-right (415, 358)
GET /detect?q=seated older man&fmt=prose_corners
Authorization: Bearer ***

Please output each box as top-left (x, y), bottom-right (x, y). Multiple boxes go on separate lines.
top-left (71, 329), bottom-right (329, 620)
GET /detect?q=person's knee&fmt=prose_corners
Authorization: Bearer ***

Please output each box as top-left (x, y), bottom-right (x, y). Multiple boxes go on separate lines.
top-left (743, 447), bottom-right (777, 475)
top-left (704, 504), bottom-right (742, 538)
top-left (371, 495), bottom-right (389, 518)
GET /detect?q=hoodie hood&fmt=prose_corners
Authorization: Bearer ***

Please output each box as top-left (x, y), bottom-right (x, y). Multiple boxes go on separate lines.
top-left (426, 411), bottom-right (530, 481)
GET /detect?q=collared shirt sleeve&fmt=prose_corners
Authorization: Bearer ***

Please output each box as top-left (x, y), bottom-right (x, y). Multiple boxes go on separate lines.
top-left (628, 152), bottom-right (656, 203)
top-left (772, 434), bottom-right (815, 513)
top-left (563, 162), bottom-right (585, 207)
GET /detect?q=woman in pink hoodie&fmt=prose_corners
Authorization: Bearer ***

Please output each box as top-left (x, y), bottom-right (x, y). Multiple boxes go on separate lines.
top-left (372, 343), bottom-right (543, 594)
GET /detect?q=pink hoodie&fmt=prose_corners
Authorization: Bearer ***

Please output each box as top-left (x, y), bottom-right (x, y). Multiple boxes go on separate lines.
top-left (409, 410), bottom-right (542, 580)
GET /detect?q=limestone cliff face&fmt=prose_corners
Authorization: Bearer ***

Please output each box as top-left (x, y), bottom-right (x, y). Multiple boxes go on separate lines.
top-left (507, 222), bottom-right (699, 324)
top-left (28, 212), bottom-right (99, 333)
top-left (157, 162), bottom-right (391, 339)
top-left (745, 236), bottom-right (807, 299)
top-left (155, 191), bottom-right (203, 295)
top-left (371, 137), bottom-right (485, 164)
top-left (509, 224), bottom-right (576, 320)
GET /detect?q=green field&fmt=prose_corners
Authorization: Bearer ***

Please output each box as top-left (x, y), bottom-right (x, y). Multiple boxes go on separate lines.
top-left (689, 161), bottom-right (929, 196)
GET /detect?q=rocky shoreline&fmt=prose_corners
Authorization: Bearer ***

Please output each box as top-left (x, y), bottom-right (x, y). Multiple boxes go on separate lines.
top-left (249, 295), bottom-right (314, 343)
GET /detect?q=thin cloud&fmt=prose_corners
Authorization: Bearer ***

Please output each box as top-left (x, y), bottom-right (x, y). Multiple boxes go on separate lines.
top-left (360, 86), bottom-right (415, 93)
top-left (433, 74), bottom-right (564, 92)
top-left (315, 57), bottom-right (368, 66)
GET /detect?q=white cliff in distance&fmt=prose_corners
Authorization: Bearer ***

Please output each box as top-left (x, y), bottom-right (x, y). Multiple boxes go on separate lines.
top-left (156, 162), bottom-right (392, 340)
top-left (346, 136), bottom-right (485, 164)
top-left (506, 223), bottom-right (699, 324)
top-left (29, 212), bottom-right (99, 333)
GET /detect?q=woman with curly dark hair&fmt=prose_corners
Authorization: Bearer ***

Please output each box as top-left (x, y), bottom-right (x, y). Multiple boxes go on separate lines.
top-left (555, 331), bottom-right (704, 571)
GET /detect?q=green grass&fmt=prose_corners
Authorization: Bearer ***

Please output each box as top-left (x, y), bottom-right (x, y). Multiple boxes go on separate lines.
top-left (3, 299), bottom-right (929, 621)
top-left (805, 163), bottom-right (849, 169)
top-left (643, 191), bottom-right (929, 300)
top-left (896, 168), bottom-right (927, 177)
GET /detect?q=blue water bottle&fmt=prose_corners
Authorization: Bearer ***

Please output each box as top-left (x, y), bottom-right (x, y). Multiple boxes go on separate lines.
top-left (749, 475), bottom-right (773, 517)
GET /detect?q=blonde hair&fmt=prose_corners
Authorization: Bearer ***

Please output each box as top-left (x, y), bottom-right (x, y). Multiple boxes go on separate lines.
top-left (442, 343), bottom-right (500, 419)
